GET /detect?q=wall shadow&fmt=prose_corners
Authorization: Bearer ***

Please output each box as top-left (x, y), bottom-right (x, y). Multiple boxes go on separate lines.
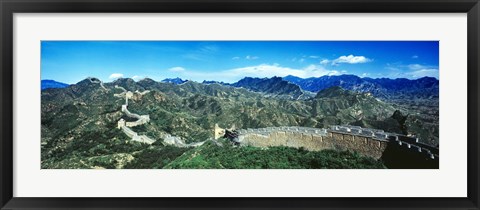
top-left (381, 140), bottom-right (439, 169)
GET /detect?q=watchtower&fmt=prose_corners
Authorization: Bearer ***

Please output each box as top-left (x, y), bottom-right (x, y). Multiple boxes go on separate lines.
top-left (117, 118), bottom-right (126, 129)
top-left (214, 123), bottom-right (225, 139)
top-left (125, 91), bottom-right (133, 105)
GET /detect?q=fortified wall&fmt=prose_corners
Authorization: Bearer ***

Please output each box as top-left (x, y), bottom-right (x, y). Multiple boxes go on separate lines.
top-left (160, 133), bottom-right (206, 147)
top-left (87, 77), bottom-right (108, 91)
top-left (235, 126), bottom-right (387, 160)
top-left (117, 119), bottom-right (155, 144)
top-left (115, 90), bottom-right (155, 144)
top-left (234, 125), bottom-right (439, 161)
top-left (115, 89), bottom-right (206, 147)
top-left (121, 105), bottom-right (150, 127)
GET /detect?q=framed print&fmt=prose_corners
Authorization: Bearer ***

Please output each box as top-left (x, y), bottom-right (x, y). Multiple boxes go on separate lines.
top-left (1, 0), bottom-right (479, 209)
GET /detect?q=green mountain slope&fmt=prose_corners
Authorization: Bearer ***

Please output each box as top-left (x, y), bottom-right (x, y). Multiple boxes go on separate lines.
top-left (164, 141), bottom-right (386, 169)
top-left (41, 77), bottom-right (435, 169)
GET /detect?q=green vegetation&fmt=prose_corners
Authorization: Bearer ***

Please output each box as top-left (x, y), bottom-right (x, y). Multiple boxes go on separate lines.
top-left (124, 145), bottom-right (189, 169)
top-left (165, 141), bottom-right (386, 169)
top-left (40, 77), bottom-right (436, 169)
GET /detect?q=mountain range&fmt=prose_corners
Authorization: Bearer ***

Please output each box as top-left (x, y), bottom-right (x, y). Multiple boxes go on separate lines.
top-left (161, 77), bottom-right (188, 84)
top-left (41, 80), bottom-right (69, 90)
top-left (230, 76), bottom-right (314, 100)
top-left (41, 76), bottom-right (439, 169)
top-left (283, 74), bottom-right (439, 100)
top-left (43, 74), bottom-right (438, 100)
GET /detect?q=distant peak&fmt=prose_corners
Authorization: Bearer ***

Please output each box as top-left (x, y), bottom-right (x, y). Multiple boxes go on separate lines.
top-left (138, 77), bottom-right (155, 82)
top-left (417, 76), bottom-right (438, 81)
top-left (238, 76), bottom-right (282, 82)
top-left (77, 77), bottom-right (101, 85)
top-left (115, 77), bottom-right (135, 82)
top-left (284, 75), bottom-right (300, 79)
top-left (41, 79), bottom-right (69, 90)
top-left (86, 77), bottom-right (102, 83)
top-left (162, 77), bottom-right (187, 84)
top-left (42, 79), bottom-right (58, 82)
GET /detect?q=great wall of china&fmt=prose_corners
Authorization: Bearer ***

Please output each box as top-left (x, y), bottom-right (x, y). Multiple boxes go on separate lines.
top-left (114, 85), bottom-right (206, 147)
top-left (87, 77), bottom-right (108, 91)
top-left (83, 78), bottom-right (438, 168)
top-left (215, 125), bottom-right (439, 165)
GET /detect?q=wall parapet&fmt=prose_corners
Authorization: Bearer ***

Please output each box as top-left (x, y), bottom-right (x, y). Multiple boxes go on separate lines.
top-left (328, 125), bottom-right (438, 159)
top-left (236, 126), bottom-right (328, 137)
top-left (233, 124), bottom-right (439, 160)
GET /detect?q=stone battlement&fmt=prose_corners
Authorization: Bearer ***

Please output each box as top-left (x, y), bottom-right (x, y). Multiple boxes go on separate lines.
top-left (135, 90), bottom-right (151, 95)
top-left (232, 125), bottom-right (438, 160)
top-left (329, 125), bottom-right (438, 159)
top-left (161, 133), bottom-right (206, 148)
top-left (235, 126), bottom-right (386, 159)
top-left (119, 122), bottom-right (155, 144)
top-left (236, 126), bottom-right (328, 137)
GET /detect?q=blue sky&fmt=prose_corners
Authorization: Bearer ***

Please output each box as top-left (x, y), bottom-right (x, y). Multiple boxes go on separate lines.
top-left (41, 41), bottom-right (439, 84)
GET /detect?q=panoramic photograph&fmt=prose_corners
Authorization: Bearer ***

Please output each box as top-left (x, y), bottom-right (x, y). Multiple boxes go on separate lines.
top-left (41, 41), bottom-right (439, 169)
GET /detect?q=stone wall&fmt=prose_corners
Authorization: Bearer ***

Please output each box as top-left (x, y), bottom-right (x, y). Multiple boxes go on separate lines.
top-left (87, 77), bottom-right (108, 91)
top-left (132, 135), bottom-right (155, 144)
top-left (238, 128), bottom-right (387, 159)
top-left (328, 131), bottom-right (388, 159)
top-left (125, 115), bottom-right (150, 127)
top-left (235, 125), bottom-right (439, 161)
top-left (116, 88), bottom-right (154, 144)
top-left (121, 126), bottom-right (137, 138)
top-left (331, 125), bottom-right (438, 159)
top-left (161, 133), bottom-right (206, 148)
top-left (121, 104), bottom-right (150, 127)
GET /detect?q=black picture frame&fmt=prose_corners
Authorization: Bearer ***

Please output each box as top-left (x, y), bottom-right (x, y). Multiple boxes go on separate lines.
top-left (1, 0), bottom-right (479, 209)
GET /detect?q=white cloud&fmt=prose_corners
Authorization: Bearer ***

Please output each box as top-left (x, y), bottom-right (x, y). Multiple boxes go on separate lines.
top-left (246, 55), bottom-right (259, 60)
top-left (384, 63), bottom-right (439, 79)
top-left (385, 66), bottom-right (400, 71)
top-left (309, 55), bottom-right (319, 59)
top-left (299, 58), bottom-right (305, 63)
top-left (109, 73), bottom-right (123, 80)
top-left (332, 55), bottom-right (372, 65)
top-left (320, 59), bottom-right (330, 65)
top-left (408, 64), bottom-right (429, 70)
top-left (412, 55), bottom-right (419, 59)
top-left (169, 67), bottom-right (186, 72)
top-left (199, 45), bottom-right (218, 53)
top-left (226, 64), bottom-right (340, 81)
top-left (232, 56), bottom-right (240, 60)
top-left (406, 69), bottom-right (439, 78)
top-left (361, 73), bottom-right (370, 77)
